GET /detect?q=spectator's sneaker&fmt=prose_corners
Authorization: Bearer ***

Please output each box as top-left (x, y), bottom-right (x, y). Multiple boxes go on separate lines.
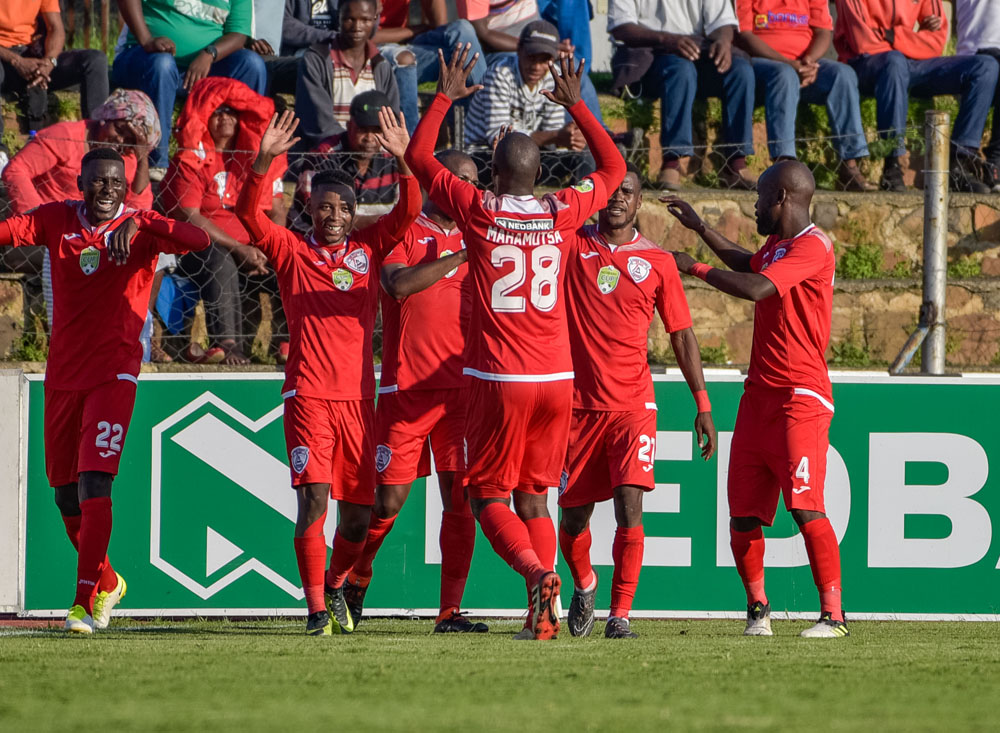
top-left (342, 577), bottom-right (367, 629)
top-left (604, 616), bottom-right (638, 639)
top-left (324, 584), bottom-right (355, 634)
top-left (149, 343), bottom-right (173, 363)
top-left (838, 162), bottom-right (877, 192)
top-left (92, 573), bottom-right (127, 630)
top-left (800, 612), bottom-right (850, 638)
top-left (657, 166), bottom-right (682, 191)
top-left (719, 166), bottom-right (757, 191)
top-left (306, 610), bottom-right (332, 636)
top-left (149, 167), bottom-right (167, 182)
top-left (201, 347), bottom-right (227, 364)
top-left (567, 576), bottom-right (597, 638)
top-left (983, 159), bottom-right (1000, 193)
top-left (744, 601), bottom-right (773, 636)
top-left (950, 154), bottom-right (991, 194)
top-left (433, 610), bottom-right (489, 633)
top-left (879, 161), bottom-right (907, 192)
top-left (65, 605), bottom-right (94, 634)
top-left (529, 571), bottom-right (561, 640)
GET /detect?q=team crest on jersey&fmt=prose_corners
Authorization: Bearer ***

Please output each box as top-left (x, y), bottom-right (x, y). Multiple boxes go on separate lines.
top-left (290, 446), bottom-right (310, 474)
top-left (557, 470), bottom-right (569, 496)
top-left (596, 265), bottom-right (620, 294)
top-left (345, 249), bottom-right (370, 274)
top-left (332, 268), bottom-right (354, 291)
top-left (773, 247), bottom-right (787, 262)
top-left (439, 248), bottom-right (459, 278)
top-left (214, 171), bottom-right (229, 201)
top-left (572, 178), bottom-right (595, 193)
top-left (627, 256), bottom-right (651, 283)
top-left (79, 245), bottom-right (101, 275)
top-left (375, 444), bottom-right (392, 472)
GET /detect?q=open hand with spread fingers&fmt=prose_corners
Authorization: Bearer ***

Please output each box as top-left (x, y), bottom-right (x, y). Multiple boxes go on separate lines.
top-left (491, 125), bottom-right (513, 151)
top-left (259, 110), bottom-right (301, 158)
top-left (541, 54), bottom-right (583, 109)
top-left (436, 43), bottom-right (483, 101)
top-left (374, 106), bottom-right (410, 159)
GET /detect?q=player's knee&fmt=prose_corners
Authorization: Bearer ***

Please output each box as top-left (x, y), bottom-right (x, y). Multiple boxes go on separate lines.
top-left (613, 486), bottom-right (644, 527)
top-left (374, 489), bottom-right (405, 519)
top-left (53, 484), bottom-right (80, 516)
top-left (791, 509), bottom-right (826, 527)
top-left (77, 471), bottom-right (113, 500)
top-left (730, 516), bottom-right (762, 533)
top-left (560, 510), bottom-right (589, 536)
top-left (513, 491), bottom-right (548, 519)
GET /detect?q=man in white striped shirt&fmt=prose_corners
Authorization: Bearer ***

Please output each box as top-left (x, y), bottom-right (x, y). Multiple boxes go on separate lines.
top-left (465, 20), bottom-right (594, 183)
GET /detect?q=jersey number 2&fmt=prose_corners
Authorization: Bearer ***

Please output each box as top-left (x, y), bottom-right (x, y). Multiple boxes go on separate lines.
top-left (491, 244), bottom-right (560, 313)
top-left (96, 421), bottom-right (124, 456)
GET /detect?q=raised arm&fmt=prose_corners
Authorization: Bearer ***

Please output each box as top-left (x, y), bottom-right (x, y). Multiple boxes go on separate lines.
top-left (236, 111), bottom-right (301, 251)
top-left (381, 250), bottom-right (468, 299)
top-left (364, 107), bottom-right (422, 250)
top-left (663, 196), bottom-right (756, 273)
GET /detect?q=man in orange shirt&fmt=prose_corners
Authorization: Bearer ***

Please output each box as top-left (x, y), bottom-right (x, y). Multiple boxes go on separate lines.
top-left (0, 0), bottom-right (109, 167)
top-left (834, 0), bottom-right (999, 192)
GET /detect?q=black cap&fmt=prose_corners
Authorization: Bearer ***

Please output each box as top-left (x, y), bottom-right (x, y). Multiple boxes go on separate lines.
top-left (349, 90), bottom-right (392, 128)
top-left (518, 20), bottom-right (560, 59)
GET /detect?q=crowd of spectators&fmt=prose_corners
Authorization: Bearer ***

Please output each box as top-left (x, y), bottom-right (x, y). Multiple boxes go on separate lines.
top-left (2, 0), bottom-right (1000, 362)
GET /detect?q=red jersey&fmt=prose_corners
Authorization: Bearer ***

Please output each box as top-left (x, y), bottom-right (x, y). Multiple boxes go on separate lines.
top-left (736, 0), bottom-right (832, 60)
top-left (0, 202), bottom-right (209, 390)
top-left (235, 169), bottom-right (421, 400)
top-left (379, 213), bottom-right (471, 393)
top-left (405, 94), bottom-right (625, 383)
top-left (566, 225), bottom-right (692, 411)
top-left (750, 224), bottom-right (835, 405)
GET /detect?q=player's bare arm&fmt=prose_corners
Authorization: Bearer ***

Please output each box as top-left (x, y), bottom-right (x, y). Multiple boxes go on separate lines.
top-left (381, 249), bottom-right (468, 299)
top-left (670, 326), bottom-right (717, 460)
top-left (374, 106), bottom-right (412, 176)
top-left (435, 44), bottom-right (483, 101)
top-left (672, 250), bottom-right (777, 302)
top-left (662, 195), bottom-right (755, 272)
top-left (252, 111), bottom-right (301, 175)
top-left (106, 217), bottom-right (139, 266)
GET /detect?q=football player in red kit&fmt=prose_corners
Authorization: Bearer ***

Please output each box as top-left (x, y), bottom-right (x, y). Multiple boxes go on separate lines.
top-left (0, 147), bottom-right (210, 633)
top-left (344, 150), bottom-right (489, 633)
top-left (235, 110), bottom-right (421, 636)
top-left (664, 160), bottom-right (847, 638)
top-left (560, 166), bottom-right (717, 639)
top-left (403, 47), bottom-right (626, 640)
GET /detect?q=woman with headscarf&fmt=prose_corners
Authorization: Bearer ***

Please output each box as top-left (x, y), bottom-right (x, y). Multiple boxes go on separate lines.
top-left (160, 76), bottom-right (288, 365)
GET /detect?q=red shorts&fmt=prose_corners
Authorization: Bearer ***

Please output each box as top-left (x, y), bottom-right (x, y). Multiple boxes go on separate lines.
top-left (283, 395), bottom-right (376, 505)
top-left (374, 387), bottom-right (467, 484)
top-left (464, 378), bottom-right (572, 499)
top-left (44, 376), bottom-right (138, 486)
top-left (728, 383), bottom-right (833, 525)
top-left (559, 407), bottom-right (658, 508)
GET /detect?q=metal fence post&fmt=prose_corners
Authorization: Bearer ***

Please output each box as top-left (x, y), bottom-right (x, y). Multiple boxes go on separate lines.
top-left (921, 110), bottom-right (950, 375)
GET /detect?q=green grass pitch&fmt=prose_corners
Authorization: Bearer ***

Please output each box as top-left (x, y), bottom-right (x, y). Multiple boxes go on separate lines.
top-left (1, 617), bottom-right (998, 731)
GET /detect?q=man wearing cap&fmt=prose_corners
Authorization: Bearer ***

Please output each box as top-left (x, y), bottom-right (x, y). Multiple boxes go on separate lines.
top-left (290, 90), bottom-right (401, 232)
top-left (466, 20), bottom-right (595, 183)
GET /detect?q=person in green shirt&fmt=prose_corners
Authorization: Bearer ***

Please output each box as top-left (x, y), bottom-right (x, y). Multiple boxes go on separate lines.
top-left (111, 0), bottom-right (268, 175)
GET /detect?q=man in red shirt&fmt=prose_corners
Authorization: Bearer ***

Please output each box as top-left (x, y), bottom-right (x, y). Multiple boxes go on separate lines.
top-left (663, 160), bottom-right (846, 639)
top-left (403, 47), bottom-right (625, 640)
top-left (343, 150), bottom-right (488, 634)
top-left (559, 165), bottom-right (716, 640)
top-left (0, 147), bottom-right (210, 633)
top-left (235, 110), bottom-right (421, 637)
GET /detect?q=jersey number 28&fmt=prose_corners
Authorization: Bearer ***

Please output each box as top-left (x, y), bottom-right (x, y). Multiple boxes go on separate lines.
top-left (491, 244), bottom-right (560, 313)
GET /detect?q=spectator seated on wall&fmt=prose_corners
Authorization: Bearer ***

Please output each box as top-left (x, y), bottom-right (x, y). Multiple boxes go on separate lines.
top-left (112, 0), bottom-right (268, 177)
top-left (955, 0), bottom-right (1000, 192)
top-left (160, 77), bottom-right (288, 365)
top-left (289, 89), bottom-right (400, 234)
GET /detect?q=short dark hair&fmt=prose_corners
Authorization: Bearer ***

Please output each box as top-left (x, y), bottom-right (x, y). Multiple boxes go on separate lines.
top-left (625, 161), bottom-right (642, 180)
top-left (81, 147), bottom-right (125, 170)
top-left (312, 169), bottom-right (357, 191)
top-left (338, 0), bottom-right (377, 17)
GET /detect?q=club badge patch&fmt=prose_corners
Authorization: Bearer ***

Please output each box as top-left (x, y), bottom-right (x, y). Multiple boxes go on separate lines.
top-left (557, 470), bottom-right (569, 496)
top-left (332, 268), bottom-right (354, 291)
top-left (596, 265), bottom-right (620, 294)
top-left (345, 249), bottom-right (369, 274)
top-left (627, 256), bottom-right (651, 283)
top-left (375, 444), bottom-right (392, 472)
top-left (79, 246), bottom-right (101, 275)
top-left (439, 248), bottom-right (459, 278)
top-left (290, 446), bottom-right (310, 474)
top-left (572, 178), bottom-right (595, 193)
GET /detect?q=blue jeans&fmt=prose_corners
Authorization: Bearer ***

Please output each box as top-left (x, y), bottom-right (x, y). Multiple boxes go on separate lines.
top-left (752, 58), bottom-right (869, 161)
top-left (643, 54), bottom-right (755, 160)
top-left (383, 20), bottom-right (487, 135)
top-left (538, 0), bottom-right (593, 73)
top-left (849, 50), bottom-right (999, 156)
top-left (111, 46), bottom-right (268, 167)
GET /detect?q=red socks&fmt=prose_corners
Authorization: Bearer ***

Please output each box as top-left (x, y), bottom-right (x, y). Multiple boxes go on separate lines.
top-left (477, 502), bottom-right (545, 584)
top-left (610, 525), bottom-right (644, 619)
top-left (559, 526), bottom-right (595, 591)
top-left (72, 497), bottom-right (113, 613)
top-left (352, 514), bottom-right (397, 581)
top-left (439, 510), bottom-right (476, 614)
top-left (800, 517), bottom-right (844, 621)
top-left (61, 513), bottom-right (118, 593)
top-left (524, 517), bottom-right (556, 571)
top-left (325, 529), bottom-right (365, 589)
top-left (293, 513), bottom-right (328, 614)
top-left (730, 525), bottom-right (768, 606)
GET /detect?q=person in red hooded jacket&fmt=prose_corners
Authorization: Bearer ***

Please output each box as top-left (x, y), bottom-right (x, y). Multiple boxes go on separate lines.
top-left (834, 0), bottom-right (999, 192)
top-left (160, 77), bottom-right (288, 364)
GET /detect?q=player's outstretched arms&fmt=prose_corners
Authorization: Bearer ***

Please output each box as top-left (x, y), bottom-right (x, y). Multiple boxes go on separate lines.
top-left (381, 249), bottom-right (468, 299)
top-left (132, 213), bottom-right (211, 256)
top-left (662, 195), bottom-right (754, 273)
top-left (238, 111), bottom-right (300, 243)
top-left (669, 326), bottom-right (717, 460)
top-left (673, 251), bottom-right (777, 303)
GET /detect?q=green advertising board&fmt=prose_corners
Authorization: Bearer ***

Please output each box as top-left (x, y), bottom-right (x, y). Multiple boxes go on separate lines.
top-left (20, 372), bottom-right (1000, 618)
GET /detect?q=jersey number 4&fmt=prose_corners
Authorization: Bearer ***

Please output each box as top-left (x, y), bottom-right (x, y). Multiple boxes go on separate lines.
top-left (491, 244), bottom-right (560, 313)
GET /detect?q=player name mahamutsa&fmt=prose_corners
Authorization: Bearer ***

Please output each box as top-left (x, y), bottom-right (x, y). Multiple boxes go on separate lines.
top-left (486, 226), bottom-right (564, 246)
